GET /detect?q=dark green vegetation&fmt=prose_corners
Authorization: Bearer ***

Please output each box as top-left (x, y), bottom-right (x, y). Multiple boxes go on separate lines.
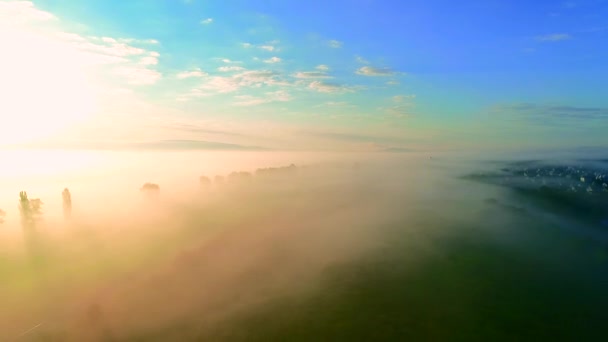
top-left (132, 205), bottom-right (608, 341)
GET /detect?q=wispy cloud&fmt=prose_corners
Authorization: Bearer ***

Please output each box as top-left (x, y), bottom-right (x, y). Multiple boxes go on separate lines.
top-left (259, 45), bottom-right (275, 51)
top-left (327, 40), bottom-right (343, 48)
top-left (393, 94), bottom-right (416, 103)
top-left (115, 66), bottom-right (162, 85)
top-left (535, 33), bottom-right (572, 41)
top-left (491, 103), bottom-right (608, 126)
top-left (314, 101), bottom-right (354, 108)
top-left (221, 58), bottom-right (241, 64)
top-left (356, 66), bottom-right (397, 76)
top-left (201, 18), bottom-right (213, 24)
top-left (181, 70), bottom-right (285, 99)
top-left (316, 64), bottom-right (330, 71)
top-left (140, 56), bottom-right (159, 65)
top-left (242, 41), bottom-right (280, 52)
top-left (293, 71), bottom-right (331, 79)
top-left (355, 55), bottom-right (369, 64)
top-left (233, 90), bottom-right (291, 106)
top-left (218, 66), bottom-right (245, 72)
top-left (264, 56), bottom-right (281, 64)
top-left (0, 2), bottom-right (162, 88)
top-left (386, 105), bottom-right (413, 118)
top-left (308, 81), bottom-right (357, 94)
top-left (176, 68), bottom-right (208, 79)
top-left (0, 0), bottom-right (56, 23)
top-left (300, 130), bottom-right (406, 145)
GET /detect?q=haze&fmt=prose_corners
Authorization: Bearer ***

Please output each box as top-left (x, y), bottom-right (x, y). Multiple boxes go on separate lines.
top-left (1, 1), bottom-right (607, 341)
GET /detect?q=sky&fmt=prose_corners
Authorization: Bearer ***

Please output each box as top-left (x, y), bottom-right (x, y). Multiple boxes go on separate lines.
top-left (0, 0), bottom-right (607, 152)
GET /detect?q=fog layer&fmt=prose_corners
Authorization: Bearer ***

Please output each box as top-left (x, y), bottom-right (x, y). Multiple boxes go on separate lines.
top-left (1, 150), bottom-right (607, 340)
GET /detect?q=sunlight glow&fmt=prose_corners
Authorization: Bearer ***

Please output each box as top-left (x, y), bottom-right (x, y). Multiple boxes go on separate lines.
top-left (0, 27), bottom-right (99, 145)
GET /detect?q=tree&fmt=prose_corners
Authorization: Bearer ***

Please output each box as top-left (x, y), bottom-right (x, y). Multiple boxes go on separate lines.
top-left (140, 182), bottom-right (160, 198)
top-left (19, 191), bottom-right (43, 225)
top-left (199, 175), bottom-right (211, 187)
top-left (63, 188), bottom-right (72, 219)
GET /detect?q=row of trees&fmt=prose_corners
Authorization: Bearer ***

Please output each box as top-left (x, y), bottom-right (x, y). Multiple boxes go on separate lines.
top-left (0, 189), bottom-right (71, 225)
top-left (199, 164), bottom-right (298, 187)
top-left (1, 164), bottom-right (299, 224)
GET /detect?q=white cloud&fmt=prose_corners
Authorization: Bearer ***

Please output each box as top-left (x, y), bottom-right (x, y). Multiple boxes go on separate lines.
top-left (140, 56), bottom-right (158, 65)
top-left (356, 66), bottom-right (397, 76)
top-left (233, 95), bottom-right (267, 106)
top-left (259, 45), bottom-right (275, 51)
top-left (316, 64), bottom-right (330, 71)
top-left (264, 56), bottom-right (281, 64)
top-left (201, 18), bottom-right (213, 25)
top-left (387, 80), bottom-right (400, 86)
top-left (308, 81), bottom-right (355, 94)
top-left (327, 40), bottom-right (343, 48)
top-left (0, 1), bottom-right (57, 23)
top-left (386, 105), bottom-right (412, 118)
top-left (241, 40), bottom-right (280, 51)
top-left (233, 90), bottom-right (291, 106)
top-left (392, 94), bottom-right (415, 103)
top-left (101, 37), bottom-right (117, 43)
top-left (218, 66), bottom-right (245, 72)
top-left (535, 33), bottom-right (572, 41)
top-left (355, 55), bottom-right (370, 64)
top-left (320, 101), bottom-right (352, 107)
top-left (114, 66), bottom-right (162, 85)
top-left (176, 68), bottom-right (207, 79)
top-left (237, 70), bottom-right (280, 86)
top-left (0, 2), bottom-right (163, 88)
top-left (201, 76), bottom-right (241, 93)
top-left (241, 41), bottom-right (279, 52)
top-left (191, 70), bottom-right (283, 96)
top-left (293, 71), bottom-right (331, 79)
top-left (221, 58), bottom-right (242, 64)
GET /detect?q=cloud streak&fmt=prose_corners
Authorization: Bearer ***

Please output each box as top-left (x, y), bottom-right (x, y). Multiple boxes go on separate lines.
top-left (293, 71), bottom-right (331, 79)
top-left (327, 40), bottom-right (343, 48)
top-left (308, 81), bottom-right (357, 94)
top-left (491, 103), bottom-right (608, 126)
top-left (535, 33), bottom-right (572, 41)
top-left (176, 68), bottom-right (208, 79)
top-left (356, 66), bottom-right (397, 76)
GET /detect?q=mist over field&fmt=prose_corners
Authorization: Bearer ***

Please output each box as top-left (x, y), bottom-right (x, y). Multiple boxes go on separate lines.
top-left (2, 0), bottom-right (608, 340)
top-left (1, 149), bottom-right (607, 341)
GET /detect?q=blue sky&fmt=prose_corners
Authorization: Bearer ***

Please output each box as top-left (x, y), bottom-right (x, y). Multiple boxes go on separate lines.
top-left (0, 0), bottom-right (607, 151)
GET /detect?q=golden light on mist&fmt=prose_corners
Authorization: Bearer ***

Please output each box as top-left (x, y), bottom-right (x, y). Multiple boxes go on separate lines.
top-left (0, 27), bottom-right (99, 145)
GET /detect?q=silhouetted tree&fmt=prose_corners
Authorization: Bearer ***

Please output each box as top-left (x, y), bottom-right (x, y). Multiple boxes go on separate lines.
top-left (228, 171), bottom-right (252, 184)
top-left (140, 182), bottom-right (160, 198)
top-left (19, 191), bottom-right (43, 224)
top-left (62, 188), bottom-right (72, 219)
top-left (199, 175), bottom-right (211, 187)
top-left (255, 164), bottom-right (298, 178)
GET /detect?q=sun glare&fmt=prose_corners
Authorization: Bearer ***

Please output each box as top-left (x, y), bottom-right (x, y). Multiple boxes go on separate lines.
top-left (0, 27), bottom-right (98, 146)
